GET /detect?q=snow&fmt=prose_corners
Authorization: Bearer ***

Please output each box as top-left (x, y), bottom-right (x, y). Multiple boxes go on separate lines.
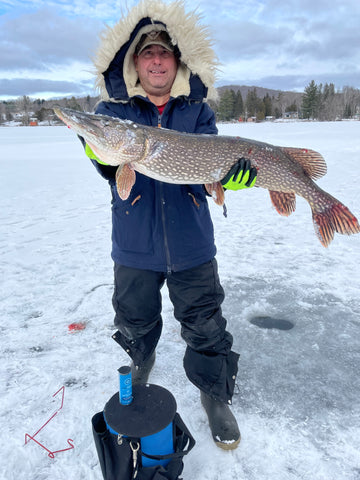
top-left (1, 121), bottom-right (360, 480)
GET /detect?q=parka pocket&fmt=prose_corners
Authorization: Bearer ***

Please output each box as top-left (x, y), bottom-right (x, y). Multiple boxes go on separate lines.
top-left (174, 186), bottom-right (215, 250)
top-left (112, 191), bottom-right (154, 255)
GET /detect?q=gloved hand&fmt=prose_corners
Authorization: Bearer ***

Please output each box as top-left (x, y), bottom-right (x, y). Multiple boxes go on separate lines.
top-left (221, 158), bottom-right (257, 190)
top-left (85, 142), bottom-right (109, 165)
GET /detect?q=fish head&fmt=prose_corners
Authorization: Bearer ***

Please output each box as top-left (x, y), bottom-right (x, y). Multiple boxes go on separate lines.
top-left (53, 107), bottom-right (143, 166)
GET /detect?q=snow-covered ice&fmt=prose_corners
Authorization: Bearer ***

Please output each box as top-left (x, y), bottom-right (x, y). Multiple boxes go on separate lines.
top-left (1, 120), bottom-right (359, 480)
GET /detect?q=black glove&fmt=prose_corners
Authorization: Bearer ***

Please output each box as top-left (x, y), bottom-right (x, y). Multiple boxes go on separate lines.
top-left (221, 158), bottom-right (257, 190)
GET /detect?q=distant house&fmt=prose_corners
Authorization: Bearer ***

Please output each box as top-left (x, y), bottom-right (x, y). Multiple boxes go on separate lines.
top-left (29, 120), bottom-right (38, 126)
top-left (283, 111), bottom-right (299, 119)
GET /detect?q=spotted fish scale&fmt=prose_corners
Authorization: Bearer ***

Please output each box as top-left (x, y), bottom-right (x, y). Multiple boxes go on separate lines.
top-left (54, 107), bottom-right (360, 247)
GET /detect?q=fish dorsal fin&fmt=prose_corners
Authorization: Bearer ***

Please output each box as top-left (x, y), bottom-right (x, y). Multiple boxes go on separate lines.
top-left (115, 164), bottom-right (136, 200)
top-left (269, 191), bottom-right (296, 217)
top-left (205, 182), bottom-right (225, 205)
top-left (281, 147), bottom-right (327, 180)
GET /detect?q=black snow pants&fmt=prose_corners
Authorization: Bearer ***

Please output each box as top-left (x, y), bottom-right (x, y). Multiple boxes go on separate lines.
top-left (111, 259), bottom-right (239, 404)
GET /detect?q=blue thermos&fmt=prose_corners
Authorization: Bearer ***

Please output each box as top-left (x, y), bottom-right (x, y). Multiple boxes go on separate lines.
top-left (103, 366), bottom-right (176, 467)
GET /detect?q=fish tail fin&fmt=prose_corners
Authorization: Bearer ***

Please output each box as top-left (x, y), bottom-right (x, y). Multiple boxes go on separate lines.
top-left (269, 191), bottom-right (296, 216)
top-left (312, 200), bottom-right (360, 247)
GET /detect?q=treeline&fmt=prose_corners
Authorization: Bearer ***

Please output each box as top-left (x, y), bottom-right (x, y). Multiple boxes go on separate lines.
top-left (301, 81), bottom-right (360, 121)
top-left (214, 81), bottom-right (360, 122)
top-left (1, 80), bottom-right (360, 125)
top-left (0, 95), bottom-right (100, 125)
top-left (213, 89), bottom-right (283, 122)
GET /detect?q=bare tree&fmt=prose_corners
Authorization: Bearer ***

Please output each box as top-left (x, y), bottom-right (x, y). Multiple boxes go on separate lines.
top-left (16, 95), bottom-right (32, 125)
top-left (342, 86), bottom-right (360, 119)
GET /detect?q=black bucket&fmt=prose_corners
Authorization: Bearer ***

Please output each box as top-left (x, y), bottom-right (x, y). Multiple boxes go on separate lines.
top-left (104, 383), bottom-right (177, 467)
top-left (92, 382), bottom-right (195, 479)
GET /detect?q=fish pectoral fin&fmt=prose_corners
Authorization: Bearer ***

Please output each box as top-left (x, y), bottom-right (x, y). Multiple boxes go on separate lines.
top-left (269, 191), bottom-right (296, 216)
top-left (281, 147), bottom-right (327, 180)
top-left (115, 164), bottom-right (136, 200)
top-left (205, 182), bottom-right (225, 206)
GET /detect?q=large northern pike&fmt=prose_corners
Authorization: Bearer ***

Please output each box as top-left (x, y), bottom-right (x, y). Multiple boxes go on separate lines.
top-left (54, 107), bottom-right (359, 247)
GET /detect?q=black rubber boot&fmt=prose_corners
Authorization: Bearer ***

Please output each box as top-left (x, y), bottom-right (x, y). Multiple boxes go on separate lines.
top-left (131, 351), bottom-right (156, 384)
top-left (200, 390), bottom-right (241, 450)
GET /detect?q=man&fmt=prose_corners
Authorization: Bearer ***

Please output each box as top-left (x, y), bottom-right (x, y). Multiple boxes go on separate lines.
top-left (84, 0), bottom-right (256, 450)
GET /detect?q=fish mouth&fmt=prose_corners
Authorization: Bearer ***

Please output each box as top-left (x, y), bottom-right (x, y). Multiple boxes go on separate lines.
top-left (53, 107), bottom-right (108, 143)
top-left (53, 107), bottom-right (141, 166)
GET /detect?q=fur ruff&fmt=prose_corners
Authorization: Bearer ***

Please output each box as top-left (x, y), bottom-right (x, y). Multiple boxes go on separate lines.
top-left (93, 0), bottom-right (219, 102)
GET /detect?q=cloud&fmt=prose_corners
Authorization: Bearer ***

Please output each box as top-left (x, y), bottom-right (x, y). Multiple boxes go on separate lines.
top-left (213, 20), bottom-right (291, 60)
top-left (202, 0), bottom-right (360, 90)
top-left (218, 70), bottom-right (360, 93)
top-left (0, 7), bottom-right (103, 71)
top-left (0, 78), bottom-right (94, 97)
top-left (1, 0), bottom-right (360, 99)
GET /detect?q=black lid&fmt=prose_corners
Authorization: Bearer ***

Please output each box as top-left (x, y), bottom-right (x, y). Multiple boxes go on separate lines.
top-left (104, 383), bottom-right (177, 437)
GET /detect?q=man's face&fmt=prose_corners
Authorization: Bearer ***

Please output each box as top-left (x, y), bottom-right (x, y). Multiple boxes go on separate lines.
top-left (134, 45), bottom-right (178, 101)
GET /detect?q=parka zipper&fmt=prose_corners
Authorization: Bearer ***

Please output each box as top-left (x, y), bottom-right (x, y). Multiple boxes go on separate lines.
top-left (160, 183), bottom-right (172, 275)
top-left (157, 109), bottom-right (172, 274)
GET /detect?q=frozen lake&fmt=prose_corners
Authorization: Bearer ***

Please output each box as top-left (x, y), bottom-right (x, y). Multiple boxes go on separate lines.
top-left (1, 120), bottom-right (359, 479)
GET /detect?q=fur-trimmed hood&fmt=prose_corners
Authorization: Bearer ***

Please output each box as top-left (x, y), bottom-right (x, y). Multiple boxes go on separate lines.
top-left (93, 0), bottom-right (219, 102)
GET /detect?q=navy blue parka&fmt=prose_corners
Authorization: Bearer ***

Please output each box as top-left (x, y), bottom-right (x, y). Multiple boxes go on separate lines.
top-left (91, 20), bottom-right (219, 273)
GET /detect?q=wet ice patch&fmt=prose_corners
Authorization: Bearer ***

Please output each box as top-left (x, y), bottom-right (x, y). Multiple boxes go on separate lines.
top-left (64, 378), bottom-right (88, 388)
top-left (249, 316), bottom-right (294, 330)
top-left (29, 346), bottom-right (45, 353)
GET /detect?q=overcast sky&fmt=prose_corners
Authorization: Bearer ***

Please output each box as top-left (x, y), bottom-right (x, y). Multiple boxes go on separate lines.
top-left (1, 0), bottom-right (360, 100)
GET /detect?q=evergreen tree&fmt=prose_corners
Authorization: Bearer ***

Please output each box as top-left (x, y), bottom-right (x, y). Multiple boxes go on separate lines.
top-left (274, 92), bottom-right (285, 118)
top-left (246, 88), bottom-right (265, 120)
top-left (246, 88), bottom-right (258, 117)
top-left (217, 89), bottom-right (236, 121)
top-left (343, 103), bottom-right (352, 119)
top-left (274, 107), bottom-right (282, 119)
top-left (285, 103), bottom-right (298, 113)
top-left (66, 96), bottom-right (82, 111)
top-left (234, 90), bottom-right (244, 119)
top-left (323, 83), bottom-right (335, 100)
top-left (301, 80), bottom-right (320, 119)
top-left (263, 93), bottom-right (272, 117)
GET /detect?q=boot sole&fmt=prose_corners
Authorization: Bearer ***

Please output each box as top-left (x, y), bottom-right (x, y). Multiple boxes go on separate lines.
top-left (215, 435), bottom-right (241, 450)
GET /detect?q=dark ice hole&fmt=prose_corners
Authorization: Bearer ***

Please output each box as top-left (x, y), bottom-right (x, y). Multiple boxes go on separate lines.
top-left (249, 316), bottom-right (294, 330)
